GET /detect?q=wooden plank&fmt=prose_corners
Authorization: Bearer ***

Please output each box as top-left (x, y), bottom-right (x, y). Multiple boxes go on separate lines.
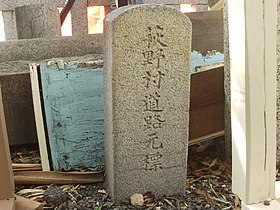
top-left (189, 130), bottom-right (225, 146)
top-left (30, 64), bottom-right (51, 171)
top-left (15, 196), bottom-right (42, 210)
top-left (229, 0), bottom-right (277, 204)
top-left (0, 87), bottom-right (14, 201)
top-left (40, 61), bottom-right (104, 171)
top-left (210, 0), bottom-right (223, 11)
top-left (12, 164), bottom-right (42, 172)
top-left (186, 11), bottom-right (223, 54)
top-left (0, 199), bottom-right (15, 210)
top-left (189, 102), bottom-right (224, 139)
top-left (14, 170), bottom-right (104, 185)
top-left (190, 66), bottom-right (224, 109)
top-left (189, 66), bottom-right (224, 139)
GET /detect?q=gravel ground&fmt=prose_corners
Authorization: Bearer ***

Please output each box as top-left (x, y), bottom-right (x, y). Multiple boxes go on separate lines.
top-left (14, 142), bottom-right (241, 210)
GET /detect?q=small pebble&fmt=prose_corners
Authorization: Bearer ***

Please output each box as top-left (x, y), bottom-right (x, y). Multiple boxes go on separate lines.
top-left (263, 200), bottom-right (270, 206)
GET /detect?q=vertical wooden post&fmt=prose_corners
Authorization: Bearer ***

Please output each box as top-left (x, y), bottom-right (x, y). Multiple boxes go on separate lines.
top-left (0, 87), bottom-right (15, 209)
top-left (229, 0), bottom-right (277, 204)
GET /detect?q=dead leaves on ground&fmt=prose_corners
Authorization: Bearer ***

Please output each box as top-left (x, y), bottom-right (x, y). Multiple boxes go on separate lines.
top-left (186, 144), bottom-right (241, 210)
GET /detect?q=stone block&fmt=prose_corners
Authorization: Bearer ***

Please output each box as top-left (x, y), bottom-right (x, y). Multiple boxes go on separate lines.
top-left (104, 5), bottom-right (191, 202)
top-left (72, 0), bottom-right (88, 36)
top-left (0, 61), bottom-right (38, 145)
top-left (180, 0), bottom-right (208, 4)
top-left (223, 0), bottom-right (231, 163)
top-left (0, 34), bottom-right (103, 62)
top-left (133, 0), bottom-right (180, 4)
top-left (15, 4), bottom-right (60, 39)
top-left (2, 11), bottom-right (17, 40)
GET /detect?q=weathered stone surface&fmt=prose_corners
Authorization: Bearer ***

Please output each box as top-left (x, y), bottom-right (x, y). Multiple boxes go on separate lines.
top-left (277, 0), bottom-right (280, 167)
top-left (0, 61), bottom-right (37, 145)
top-left (223, 0), bottom-right (232, 163)
top-left (1, 0), bottom-right (115, 40)
top-left (186, 11), bottom-right (223, 54)
top-left (0, 35), bottom-right (103, 62)
top-left (132, 0), bottom-right (180, 9)
top-left (180, 0), bottom-right (208, 4)
top-left (15, 4), bottom-right (60, 39)
top-left (72, 0), bottom-right (88, 36)
top-left (133, 0), bottom-right (180, 4)
top-left (104, 5), bottom-right (191, 202)
top-left (2, 11), bottom-right (17, 40)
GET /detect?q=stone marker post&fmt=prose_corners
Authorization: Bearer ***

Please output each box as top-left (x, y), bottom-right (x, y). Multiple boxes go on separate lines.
top-left (104, 5), bottom-right (192, 202)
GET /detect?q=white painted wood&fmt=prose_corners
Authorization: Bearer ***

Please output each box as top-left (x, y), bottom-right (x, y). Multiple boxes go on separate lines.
top-left (229, 0), bottom-right (277, 204)
top-left (30, 64), bottom-right (50, 171)
top-left (242, 200), bottom-right (280, 210)
top-left (242, 182), bottom-right (280, 210)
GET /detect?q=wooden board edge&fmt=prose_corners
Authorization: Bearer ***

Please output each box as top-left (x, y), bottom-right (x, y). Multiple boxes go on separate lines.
top-left (30, 64), bottom-right (50, 171)
top-left (189, 130), bottom-right (225, 146)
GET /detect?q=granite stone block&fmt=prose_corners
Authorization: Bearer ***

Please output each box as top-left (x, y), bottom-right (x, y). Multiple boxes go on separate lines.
top-left (104, 4), bottom-right (191, 202)
top-left (15, 4), bottom-right (60, 39)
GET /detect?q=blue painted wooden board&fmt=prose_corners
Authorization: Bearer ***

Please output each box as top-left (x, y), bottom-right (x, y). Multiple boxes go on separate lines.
top-left (40, 62), bottom-right (104, 171)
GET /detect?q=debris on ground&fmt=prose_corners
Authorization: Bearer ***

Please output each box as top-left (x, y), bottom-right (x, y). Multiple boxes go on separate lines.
top-left (13, 140), bottom-right (242, 210)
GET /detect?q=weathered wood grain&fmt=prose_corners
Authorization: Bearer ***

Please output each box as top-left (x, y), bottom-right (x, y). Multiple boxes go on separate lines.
top-left (40, 61), bottom-right (104, 171)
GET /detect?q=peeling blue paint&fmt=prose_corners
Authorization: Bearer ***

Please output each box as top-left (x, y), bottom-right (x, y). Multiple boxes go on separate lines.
top-left (40, 62), bottom-right (104, 171)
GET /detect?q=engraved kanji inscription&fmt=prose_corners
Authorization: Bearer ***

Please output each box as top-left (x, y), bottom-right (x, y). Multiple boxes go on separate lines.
top-left (144, 152), bottom-right (163, 171)
top-left (146, 132), bottom-right (163, 149)
top-left (143, 71), bottom-right (165, 89)
top-left (142, 25), bottom-right (167, 68)
top-left (143, 92), bottom-right (163, 112)
top-left (144, 114), bottom-right (166, 130)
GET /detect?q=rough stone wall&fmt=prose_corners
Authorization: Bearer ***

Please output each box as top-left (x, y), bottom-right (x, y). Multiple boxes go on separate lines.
top-left (223, 0), bottom-right (231, 162)
top-left (276, 0), bottom-right (280, 168)
top-left (0, 0), bottom-right (115, 40)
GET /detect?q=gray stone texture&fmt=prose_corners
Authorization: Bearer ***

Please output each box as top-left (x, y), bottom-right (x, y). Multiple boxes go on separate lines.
top-left (277, 0), bottom-right (280, 168)
top-left (104, 5), bottom-right (191, 202)
top-left (196, 5), bottom-right (209, 11)
top-left (180, 0), bottom-right (208, 4)
top-left (72, 0), bottom-right (88, 36)
top-left (223, 0), bottom-right (231, 162)
top-left (0, 34), bottom-right (103, 62)
top-left (133, 0), bottom-right (180, 4)
top-left (132, 0), bottom-right (181, 9)
top-left (186, 11), bottom-right (223, 54)
top-left (0, 0), bottom-right (65, 10)
top-left (132, 0), bottom-right (209, 11)
top-left (0, 61), bottom-right (37, 145)
top-left (1, 0), bottom-right (115, 40)
top-left (2, 11), bottom-right (17, 40)
top-left (15, 4), bottom-right (60, 39)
